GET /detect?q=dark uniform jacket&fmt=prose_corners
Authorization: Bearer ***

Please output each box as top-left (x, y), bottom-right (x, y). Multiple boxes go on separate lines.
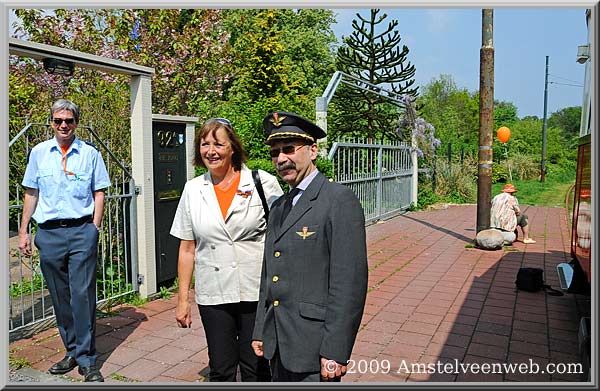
top-left (252, 172), bottom-right (368, 373)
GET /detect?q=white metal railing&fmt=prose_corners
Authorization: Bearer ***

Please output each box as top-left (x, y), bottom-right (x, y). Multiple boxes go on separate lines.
top-left (328, 138), bottom-right (414, 223)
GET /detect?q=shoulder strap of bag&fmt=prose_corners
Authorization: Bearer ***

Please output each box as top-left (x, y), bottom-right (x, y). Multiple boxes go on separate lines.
top-left (543, 284), bottom-right (564, 296)
top-left (252, 170), bottom-right (269, 221)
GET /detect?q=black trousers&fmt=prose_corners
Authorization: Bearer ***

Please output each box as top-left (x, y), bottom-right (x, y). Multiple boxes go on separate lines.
top-left (198, 301), bottom-right (271, 382)
top-left (270, 348), bottom-right (320, 382)
top-left (270, 348), bottom-right (342, 382)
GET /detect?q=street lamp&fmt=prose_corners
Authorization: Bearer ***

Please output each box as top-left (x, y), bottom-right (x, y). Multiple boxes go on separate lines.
top-left (42, 58), bottom-right (74, 76)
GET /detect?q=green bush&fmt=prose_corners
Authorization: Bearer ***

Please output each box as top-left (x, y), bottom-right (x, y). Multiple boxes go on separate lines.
top-left (492, 162), bottom-right (510, 183)
top-left (504, 152), bottom-right (539, 181)
top-left (434, 156), bottom-right (477, 202)
top-left (415, 183), bottom-right (439, 210)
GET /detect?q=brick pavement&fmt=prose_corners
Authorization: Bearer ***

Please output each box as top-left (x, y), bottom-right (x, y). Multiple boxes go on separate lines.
top-left (8, 204), bottom-right (587, 383)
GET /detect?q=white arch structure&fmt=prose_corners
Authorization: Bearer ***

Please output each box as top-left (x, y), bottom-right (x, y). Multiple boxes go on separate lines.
top-left (8, 38), bottom-right (160, 298)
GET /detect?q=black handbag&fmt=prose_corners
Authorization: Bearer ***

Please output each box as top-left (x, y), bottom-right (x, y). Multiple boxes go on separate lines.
top-left (516, 267), bottom-right (564, 296)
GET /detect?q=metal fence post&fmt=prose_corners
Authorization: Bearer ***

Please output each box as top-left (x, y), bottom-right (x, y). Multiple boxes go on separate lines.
top-left (377, 144), bottom-right (383, 218)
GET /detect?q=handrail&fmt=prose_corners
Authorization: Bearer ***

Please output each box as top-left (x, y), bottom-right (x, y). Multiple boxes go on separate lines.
top-left (8, 123), bottom-right (37, 148)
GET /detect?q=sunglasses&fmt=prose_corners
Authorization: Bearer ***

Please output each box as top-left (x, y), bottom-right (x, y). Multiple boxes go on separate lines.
top-left (212, 118), bottom-right (232, 127)
top-left (52, 118), bottom-right (76, 125)
top-left (269, 144), bottom-right (307, 158)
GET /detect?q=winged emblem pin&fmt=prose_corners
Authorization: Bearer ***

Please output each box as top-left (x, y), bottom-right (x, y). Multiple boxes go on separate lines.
top-left (270, 113), bottom-right (286, 127)
top-left (296, 226), bottom-right (315, 240)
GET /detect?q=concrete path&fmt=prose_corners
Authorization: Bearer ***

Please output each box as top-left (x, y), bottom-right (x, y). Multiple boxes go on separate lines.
top-left (8, 205), bottom-right (586, 383)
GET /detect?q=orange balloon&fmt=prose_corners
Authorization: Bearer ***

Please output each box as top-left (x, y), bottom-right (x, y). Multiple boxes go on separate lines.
top-left (497, 126), bottom-right (511, 143)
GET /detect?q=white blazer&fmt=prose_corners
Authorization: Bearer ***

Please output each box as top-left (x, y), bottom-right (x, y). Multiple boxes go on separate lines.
top-left (170, 165), bottom-right (283, 305)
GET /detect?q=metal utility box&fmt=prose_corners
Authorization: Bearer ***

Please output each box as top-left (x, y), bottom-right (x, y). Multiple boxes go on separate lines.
top-left (152, 120), bottom-right (188, 286)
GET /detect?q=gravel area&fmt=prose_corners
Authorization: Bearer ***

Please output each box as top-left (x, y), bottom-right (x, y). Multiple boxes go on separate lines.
top-left (8, 366), bottom-right (72, 383)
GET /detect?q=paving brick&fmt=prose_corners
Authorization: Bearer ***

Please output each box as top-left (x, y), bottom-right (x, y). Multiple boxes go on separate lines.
top-left (145, 344), bottom-right (196, 365)
top-left (11, 344), bottom-right (57, 365)
top-left (408, 312), bottom-right (445, 325)
top-left (123, 334), bottom-right (173, 352)
top-left (509, 340), bottom-right (549, 358)
top-left (424, 343), bottom-right (466, 360)
top-left (141, 299), bottom-right (177, 314)
top-left (471, 331), bottom-right (509, 347)
top-left (467, 342), bottom-right (507, 361)
top-left (475, 321), bottom-right (511, 336)
top-left (364, 319), bottom-right (402, 334)
top-left (348, 342), bottom-right (383, 358)
top-left (511, 328), bottom-right (548, 345)
top-left (356, 329), bottom-right (395, 345)
top-left (400, 320), bottom-right (438, 336)
top-left (431, 332), bottom-right (471, 348)
top-left (96, 316), bottom-right (139, 329)
top-left (391, 331), bottom-right (432, 347)
top-left (379, 343), bottom-right (424, 362)
top-left (103, 346), bottom-right (148, 367)
top-left (115, 358), bottom-right (172, 382)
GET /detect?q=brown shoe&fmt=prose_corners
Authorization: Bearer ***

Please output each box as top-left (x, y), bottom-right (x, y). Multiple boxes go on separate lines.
top-left (48, 356), bottom-right (77, 375)
top-left (78, 366), bottom-right (104, 382)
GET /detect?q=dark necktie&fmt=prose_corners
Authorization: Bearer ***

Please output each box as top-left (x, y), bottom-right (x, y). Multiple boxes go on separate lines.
top-left (280, 187), bottom-right (300, 227)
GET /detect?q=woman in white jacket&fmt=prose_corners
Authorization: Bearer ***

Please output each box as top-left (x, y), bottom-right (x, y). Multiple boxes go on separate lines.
top-left (170, 118), bottom-right (283, 381)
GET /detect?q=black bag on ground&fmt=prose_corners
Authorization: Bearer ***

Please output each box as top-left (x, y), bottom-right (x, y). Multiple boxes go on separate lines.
top-left (516, 267), bottom-right (544, 292)
top-left (516, 267), bottom-right (564, 296)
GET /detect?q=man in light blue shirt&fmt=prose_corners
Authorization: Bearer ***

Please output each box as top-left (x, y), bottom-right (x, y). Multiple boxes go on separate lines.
top-left (18, 99), bottom-right (110, 382)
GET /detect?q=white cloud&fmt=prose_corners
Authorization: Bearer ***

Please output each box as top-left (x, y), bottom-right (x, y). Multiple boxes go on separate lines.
top-left (425, 9), bottom-right (451, 33)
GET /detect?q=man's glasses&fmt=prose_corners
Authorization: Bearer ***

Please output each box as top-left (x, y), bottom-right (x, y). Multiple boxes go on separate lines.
top-left (269, 144), bottom-right (307, 158)
top-left (52, 118), bottom-right (75, 125)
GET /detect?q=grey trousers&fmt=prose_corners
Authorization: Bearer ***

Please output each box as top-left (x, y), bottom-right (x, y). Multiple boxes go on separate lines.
top-left (35, 221), bottom-right (99, 367)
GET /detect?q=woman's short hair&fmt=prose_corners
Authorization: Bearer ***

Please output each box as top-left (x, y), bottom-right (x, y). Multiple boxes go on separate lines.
top-left (193, 118), bottom-right (247, 170)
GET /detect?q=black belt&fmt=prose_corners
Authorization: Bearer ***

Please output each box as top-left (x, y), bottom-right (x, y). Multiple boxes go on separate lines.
top-left (38, 215), bottom-right (93, 229)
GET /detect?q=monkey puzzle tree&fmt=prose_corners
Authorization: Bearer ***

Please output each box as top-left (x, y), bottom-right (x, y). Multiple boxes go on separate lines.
top-left (330, 9), bottom-right (418, 142)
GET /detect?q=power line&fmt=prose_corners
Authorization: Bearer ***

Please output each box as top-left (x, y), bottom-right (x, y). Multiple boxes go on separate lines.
top-left (548, 73), bottom-right (582, 84)
top-left (549, 81), bottom-right (584, 88)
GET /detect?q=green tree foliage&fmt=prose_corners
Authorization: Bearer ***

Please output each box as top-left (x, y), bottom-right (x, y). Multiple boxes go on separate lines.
top-left (548, 106), bottom-right (581, 136)
top-left (418, 74), bottom-right (479, 156)
top-left (547, 106), bottom-right (581, 149)
top-left (213, 9), bottom-right (337, 162)
top-left (493, 100), bottom-right (518, 128)
top-left (10, 8), bottom-right (337, 167)
top-left (222, 9), bottom-right (336, 106)
top-left (330, 9), bottom-right (418, 141)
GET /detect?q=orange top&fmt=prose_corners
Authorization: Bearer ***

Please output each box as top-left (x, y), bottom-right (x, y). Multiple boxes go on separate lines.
top-left (214, 173), bottom-right (241, 220)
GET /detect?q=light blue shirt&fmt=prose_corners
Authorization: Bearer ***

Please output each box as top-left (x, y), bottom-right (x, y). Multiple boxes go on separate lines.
top-left (22, 136), bottom-right (111, 224)
top-left (290, 169), bottom-right (319, 206)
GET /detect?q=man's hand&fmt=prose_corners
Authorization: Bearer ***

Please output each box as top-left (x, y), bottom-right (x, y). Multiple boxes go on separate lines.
top-left (320, 357), bottom-right (347, 381)
top-left (251, 340), bottom-right (264, 357)
top-left (18, 232), bottom-right (32, 257)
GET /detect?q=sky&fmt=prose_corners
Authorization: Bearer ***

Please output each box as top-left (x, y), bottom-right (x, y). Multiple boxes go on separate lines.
top-left (330, 8), bottom-right (590, 119)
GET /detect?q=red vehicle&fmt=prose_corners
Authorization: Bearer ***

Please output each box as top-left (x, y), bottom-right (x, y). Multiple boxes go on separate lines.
top-left (571, 8), bottom-right (592, 287)
top-left (567, 8), bottom-right (592, 383)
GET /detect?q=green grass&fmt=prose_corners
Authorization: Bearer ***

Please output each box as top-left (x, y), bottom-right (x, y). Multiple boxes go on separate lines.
top-left (9, 355), bottom-right (31, 369)
top-left (492, 179), bottom-right (575, 208)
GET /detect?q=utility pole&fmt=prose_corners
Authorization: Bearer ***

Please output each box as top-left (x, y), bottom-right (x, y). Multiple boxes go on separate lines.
top-left (476, 9), bottom-right (494, 233)
top-left (540, 55), bottom-right (549, 182)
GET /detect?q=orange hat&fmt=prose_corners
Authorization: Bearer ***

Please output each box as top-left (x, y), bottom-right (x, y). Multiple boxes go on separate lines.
top-left (502, 184), bottom-right (518, 193)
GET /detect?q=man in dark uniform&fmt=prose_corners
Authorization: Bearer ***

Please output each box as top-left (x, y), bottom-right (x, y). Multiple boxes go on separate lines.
top-left (251, 112), bottom-right (368, 382)
top-left (18, 99), bottom-right (110, 382)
